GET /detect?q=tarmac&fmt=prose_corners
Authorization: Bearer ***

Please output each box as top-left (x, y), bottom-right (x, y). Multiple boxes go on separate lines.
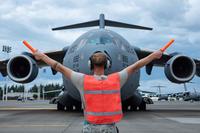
top-left (0, 100), bottom-right (200, 133)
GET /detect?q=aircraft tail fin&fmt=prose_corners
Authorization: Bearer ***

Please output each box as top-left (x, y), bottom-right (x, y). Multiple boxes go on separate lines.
top-left (52, 14), bottom-right (153, 31)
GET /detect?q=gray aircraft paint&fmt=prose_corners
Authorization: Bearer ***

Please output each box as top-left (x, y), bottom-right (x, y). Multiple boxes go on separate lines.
top-left (62, 29), bottom-right (140, 102)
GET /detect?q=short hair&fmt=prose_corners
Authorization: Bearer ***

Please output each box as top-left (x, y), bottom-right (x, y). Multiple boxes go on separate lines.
top-left (90, 52), bottom-right (107, 68)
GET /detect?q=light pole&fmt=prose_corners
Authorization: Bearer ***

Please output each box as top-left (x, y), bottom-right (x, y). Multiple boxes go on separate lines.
top-left (43, 87), bottom-right (45, 101)
top-left (1, 45), bottom-right (12, 101)
top-left (1, 86), bottom-right (4, 101)
top-left (151, 85), bottom-right (166, 96)
top-left (37, 87), bottom-right (40, 100)
top-left (183, 81), bottom-right (194, 92)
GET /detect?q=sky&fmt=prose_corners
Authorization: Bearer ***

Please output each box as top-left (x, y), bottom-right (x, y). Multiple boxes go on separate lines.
top-left (0, 0), bottom-right (199, 94)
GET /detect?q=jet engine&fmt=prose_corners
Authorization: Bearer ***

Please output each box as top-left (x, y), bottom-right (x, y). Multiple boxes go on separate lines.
top-left (196, 67), bottom-right (200, 77)
top-left (164, 55), bottom-right (196, 83)
top-left (7, 54), bottom-right (39, 83)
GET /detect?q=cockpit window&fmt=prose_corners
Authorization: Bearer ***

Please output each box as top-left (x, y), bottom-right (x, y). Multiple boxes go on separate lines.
top-left (88, 38), bottom-right (99, 44)
top-left (113, 37), bottom-right (121, 47)
top-left (87, 35), bottom-right (113, 44)
top-left (100, 37), bottom-right (112, 44)
top-left (68, 39), bottom-right (87, 54)
top-left (79, 39), bottom-right (87, 45)
top-left (113, 37), bottom-right (135, 54)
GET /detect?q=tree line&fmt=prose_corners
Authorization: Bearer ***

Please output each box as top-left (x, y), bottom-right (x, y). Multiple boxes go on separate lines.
top-left (0, 83), bottom-right (63, 100)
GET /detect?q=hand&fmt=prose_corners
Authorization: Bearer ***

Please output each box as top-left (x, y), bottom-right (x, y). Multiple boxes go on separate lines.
top-left (32, 50), bottom-right (46, 60)
top-left (152, 50), bottom-right (163, 59)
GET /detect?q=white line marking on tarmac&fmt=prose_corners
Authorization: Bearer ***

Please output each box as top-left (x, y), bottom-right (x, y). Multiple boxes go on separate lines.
top-left (167, 117), bottom-right (200, 124)
top-left (0, 124), bottom-right (67, 128)
top-left (0, 108), bottom-right (56, 111)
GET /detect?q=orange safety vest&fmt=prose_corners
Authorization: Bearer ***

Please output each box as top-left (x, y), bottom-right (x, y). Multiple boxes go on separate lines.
top-left (83, 73), bottom-right (123, 124)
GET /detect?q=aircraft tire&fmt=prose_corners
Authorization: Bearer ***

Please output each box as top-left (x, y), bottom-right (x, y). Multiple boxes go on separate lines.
top-left (75, 104), bottom-right (82, 111)
top-left (130, 105), bottom-right (137, 111)
top-left (66, 106), bottom-right (73, 111)
top-left (122, 104), bottom-right (128, 111)
top-left (57, 102), bottom-right (65, 111)
top-left (139, 101), bottom-right (146, 111)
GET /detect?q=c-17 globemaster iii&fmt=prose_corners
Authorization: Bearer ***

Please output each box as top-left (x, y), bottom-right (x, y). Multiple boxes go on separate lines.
top-left (0, 14), bottom-right (200, 111)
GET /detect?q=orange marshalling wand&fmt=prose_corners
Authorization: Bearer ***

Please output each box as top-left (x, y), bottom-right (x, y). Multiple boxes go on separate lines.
top-left (160, 39), bottom-right (175, 52)
top-left (22, 40), bottom-right (36, 53)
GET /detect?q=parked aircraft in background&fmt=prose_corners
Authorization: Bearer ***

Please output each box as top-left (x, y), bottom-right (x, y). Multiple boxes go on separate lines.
top-left (183, 88), bottom-right (200, 101)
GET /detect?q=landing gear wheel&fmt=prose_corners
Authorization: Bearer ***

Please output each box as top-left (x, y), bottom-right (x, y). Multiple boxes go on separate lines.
top-left (139, 101), bottom-right (146, 111)
top-left (57, 102), bottom-right (65, 111)
top-left (122, 104), bottom-right (128, 111)
top-left (75, 104), bottom-right (82, 111)
top-left (66, 106), bottom-right (73, 111)
top-left (130, 105), bottom-right (137, 111)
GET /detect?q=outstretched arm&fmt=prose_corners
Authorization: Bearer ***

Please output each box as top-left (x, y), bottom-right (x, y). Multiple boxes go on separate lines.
top-left (125, 50), bottom-right (163, 77)
top-left (33, 50), bottom-right (72, 80)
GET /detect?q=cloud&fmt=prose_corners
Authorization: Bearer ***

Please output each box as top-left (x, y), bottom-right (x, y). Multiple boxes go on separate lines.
top-left (0, 0), bottom-right (199, 92)
top-left (134, 0), bottom-right (189, 26)
top-left (183, 0), bottom-right (200, 31)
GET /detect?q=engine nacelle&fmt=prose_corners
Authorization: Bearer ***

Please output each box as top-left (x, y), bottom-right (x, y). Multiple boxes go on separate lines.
top-left (164, 55), bottom-right (196, 83)
top-left (7, 55), bottom-right (39, 83)
top-left (196, 67), bottom-right (200, 77)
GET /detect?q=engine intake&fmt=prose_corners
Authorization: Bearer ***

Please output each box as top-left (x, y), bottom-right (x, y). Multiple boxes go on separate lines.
top-left (164, 55), bottom-right (196, 83)
top-left (7, 55), bottom-right (39, 83)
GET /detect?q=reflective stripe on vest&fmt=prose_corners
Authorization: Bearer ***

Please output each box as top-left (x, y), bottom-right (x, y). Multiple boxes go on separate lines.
top-left (85, 111), bottom-right (122, 116)
top-left (84, 90), bottom-right (120, 94)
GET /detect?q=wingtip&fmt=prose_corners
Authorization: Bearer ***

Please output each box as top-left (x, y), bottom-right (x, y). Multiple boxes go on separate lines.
top-left (52, 28), bottom-right (56, 31)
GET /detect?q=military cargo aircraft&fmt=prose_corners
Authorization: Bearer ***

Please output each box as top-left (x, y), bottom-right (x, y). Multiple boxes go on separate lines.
top-left (0, 14), bottom-right (200, 111)
top-left (183, 91), bottom-right (200, 101)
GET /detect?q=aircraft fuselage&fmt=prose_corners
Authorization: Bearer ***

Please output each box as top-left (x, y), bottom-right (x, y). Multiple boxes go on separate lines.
top-left (59, 29), bottom-right (142, 110)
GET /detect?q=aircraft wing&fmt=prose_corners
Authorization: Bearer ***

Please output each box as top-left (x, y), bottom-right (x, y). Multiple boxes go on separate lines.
top-left (134, 48), bottom-right (171, 67)
top-left (0, 49), bottom-right (67, 77)
top-left (134, 47), bottom-right (200, 79)
top-left (35, 50), bottom-right (67, 67)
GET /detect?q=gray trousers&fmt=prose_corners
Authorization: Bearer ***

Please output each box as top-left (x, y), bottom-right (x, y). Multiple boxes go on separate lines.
top-left (82, 123), bottom-right (119, 133)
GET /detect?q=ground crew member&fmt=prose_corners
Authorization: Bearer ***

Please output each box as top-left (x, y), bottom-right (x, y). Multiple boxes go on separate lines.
top-left (33, 49), bottom-right (162, 133)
